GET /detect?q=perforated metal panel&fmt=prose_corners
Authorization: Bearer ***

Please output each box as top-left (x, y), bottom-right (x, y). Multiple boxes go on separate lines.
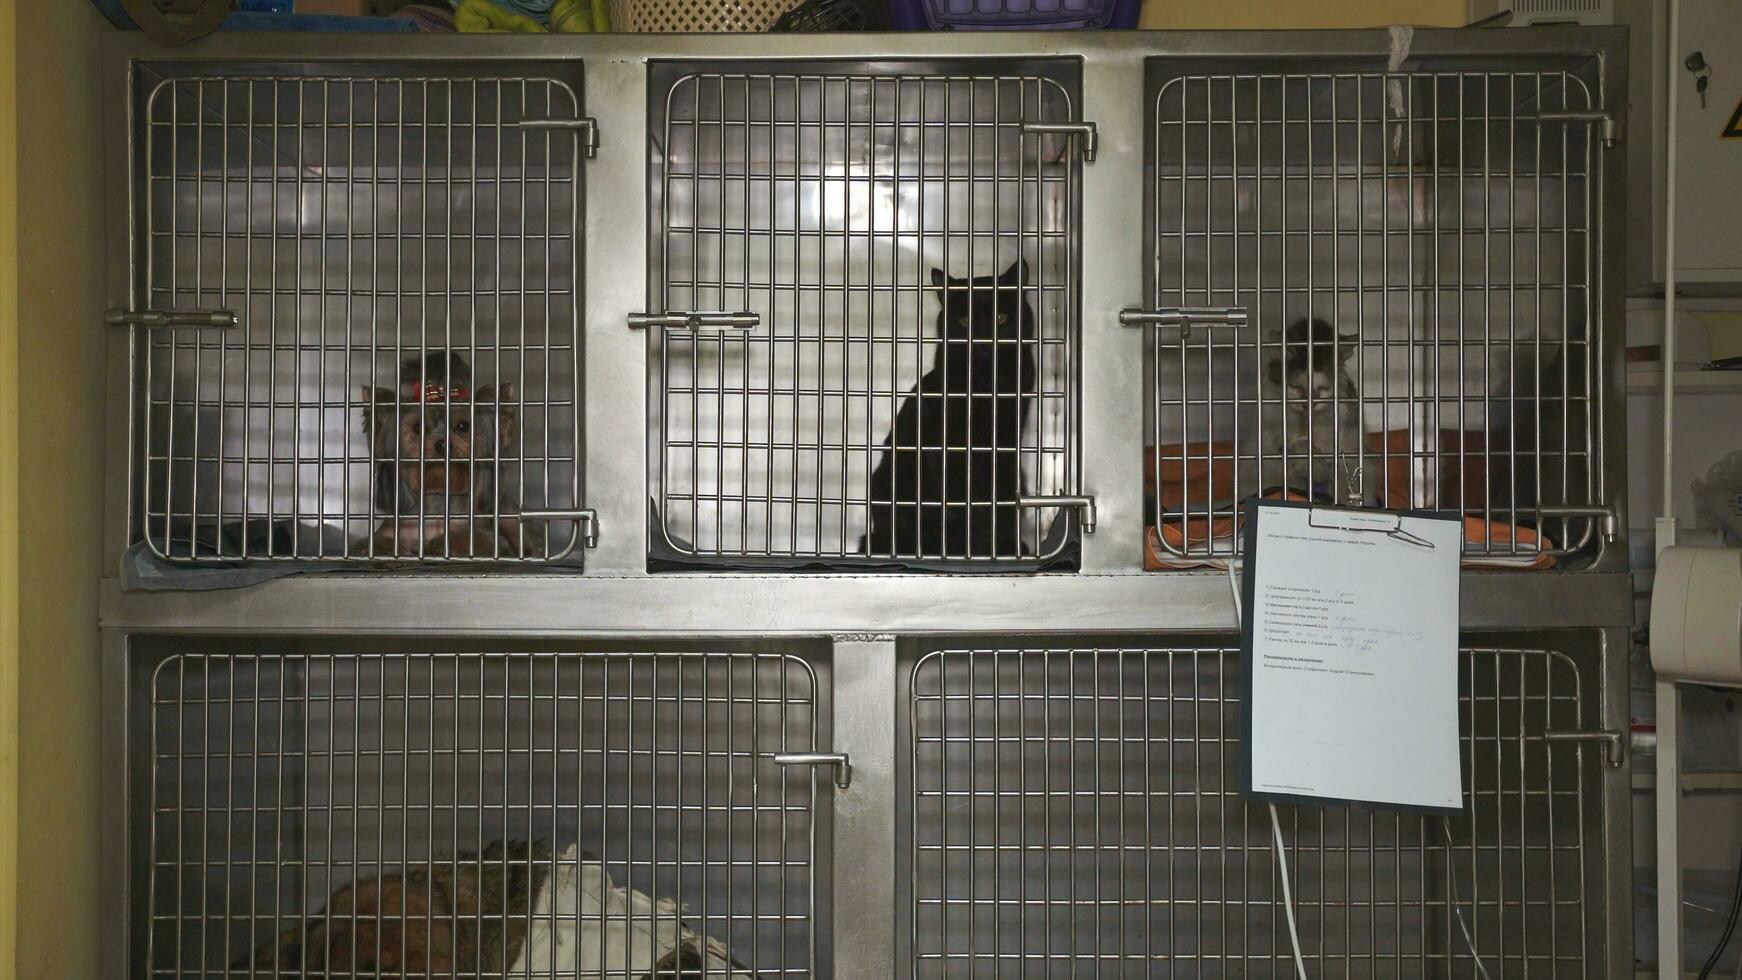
top-left (908, 645), bottom-right (1610, 978)
top-left (140, 650), bottom-right (822, 978)
top-left (1142, 66), bottom-right (1611, 566)
top-left (609, 0), bottom-right (794, 32)
top-left (130, 70), bottom-right (589, 564)
top-left (648, 64), bottom-right (1085, 568)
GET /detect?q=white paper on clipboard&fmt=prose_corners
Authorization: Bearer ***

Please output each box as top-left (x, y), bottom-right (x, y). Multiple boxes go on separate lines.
top-left (1242, 502), bottom-right (1464, 813)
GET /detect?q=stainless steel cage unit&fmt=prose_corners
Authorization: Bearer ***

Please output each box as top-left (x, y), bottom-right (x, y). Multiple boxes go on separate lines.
top-left (1138, 60), bottom-right (1614, 566)
top-left (646, 62), bottom-right (1088, 570)
top-left (907, 643), bottom-right (1618, 978)
top-left (97, 28), bottom-right (1636, 980)
top-left (135, 646), bottom-right (828, 978)
top-left (124, 66), bottom-right (593, 564)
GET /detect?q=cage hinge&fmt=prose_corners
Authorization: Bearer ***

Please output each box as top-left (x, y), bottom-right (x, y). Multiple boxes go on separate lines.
top-left (1020, 121), bottom-right (1098, 163)
top-left (1121, 306), bottom-right (1250, 343)
top-left (518, 508), bottom-right (599, 548)
top-left (773, 752), bottom-right (852, 789)
top-left (1017, 495), bottom-right (1097, 533)
top-left (513, 117), bottom-right (600, 158)
top-left (106, 308), bottom-right (238, 330)
top-left (629, 310), bottom-right (760, 332)
top-left (1531, 109), bottom-right (1617, 147)
top-left (1544, 729), bottom-right (1625, 768)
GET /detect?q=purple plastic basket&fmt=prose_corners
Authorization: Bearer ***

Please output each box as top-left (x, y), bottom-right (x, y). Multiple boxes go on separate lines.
top-left (886, 0), bottom-right (1138, 30)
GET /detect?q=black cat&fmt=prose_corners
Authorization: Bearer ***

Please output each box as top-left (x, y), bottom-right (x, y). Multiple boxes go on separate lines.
top-left (861, 261), bottom-right (1037, 560)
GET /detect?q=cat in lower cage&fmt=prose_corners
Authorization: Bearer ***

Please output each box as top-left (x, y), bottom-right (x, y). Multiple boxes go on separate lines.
top-left (1263, 317), bottom-right (1377, 506)
top-left (861, 260), bottom-right (1037, 560)
top-left (361, 349), bottom-right (542, 558)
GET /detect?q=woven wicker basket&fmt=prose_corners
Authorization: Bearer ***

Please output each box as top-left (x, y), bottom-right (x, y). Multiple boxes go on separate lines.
top-left (608, 0), bottom-right (795, 31)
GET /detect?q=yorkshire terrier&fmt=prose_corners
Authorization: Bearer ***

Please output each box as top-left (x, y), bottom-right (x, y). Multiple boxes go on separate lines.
top-left (233, 839), bottom-right (548, 975)
top-left (360, 350), bottom-right (542, 558)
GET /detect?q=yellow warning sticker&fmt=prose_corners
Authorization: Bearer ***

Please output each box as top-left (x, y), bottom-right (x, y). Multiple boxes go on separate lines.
top-left (1724, 97), bottom-right (1742, 139)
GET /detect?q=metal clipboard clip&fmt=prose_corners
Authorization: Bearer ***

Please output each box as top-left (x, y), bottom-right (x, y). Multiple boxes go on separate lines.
top-left (1306, 507), bottom-right (1437, 551)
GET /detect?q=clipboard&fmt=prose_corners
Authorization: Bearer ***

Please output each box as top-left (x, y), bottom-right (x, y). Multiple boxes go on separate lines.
top-left (1238, 497), bottom-right (1465, 815)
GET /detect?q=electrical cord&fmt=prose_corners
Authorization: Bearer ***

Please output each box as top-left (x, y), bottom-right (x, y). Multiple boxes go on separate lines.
top-left (1439, 818), bottom-right (1495, 980)
top-left (1231, 558), bottom-right (1310, 980)
top-left (1269, 801), bottom-right (1310, 980)
top-left (1698, 843), bottom-right (1742, 980)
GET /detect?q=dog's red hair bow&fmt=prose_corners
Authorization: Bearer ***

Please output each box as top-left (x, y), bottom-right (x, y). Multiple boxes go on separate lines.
top-left (410, 381), bottom-right (469, 402)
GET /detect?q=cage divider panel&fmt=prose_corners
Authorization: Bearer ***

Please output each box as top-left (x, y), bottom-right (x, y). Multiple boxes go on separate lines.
top-left (905, 644), bottom-right (1608, 979)
top-left (647, 61), bottom-right (1083, 571)
top-left (140, 648), bottom-right (824, 978)
top-left (1143, 64), bottom-right (1604, 566)
top-left (132, 66), bottom-right (586, 565)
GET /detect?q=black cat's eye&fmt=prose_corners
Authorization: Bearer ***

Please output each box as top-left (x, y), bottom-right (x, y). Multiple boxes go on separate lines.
top-left (996, 313), bottom-right (1008, 325)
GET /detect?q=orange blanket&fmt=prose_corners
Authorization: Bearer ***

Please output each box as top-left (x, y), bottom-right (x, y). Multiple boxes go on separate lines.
top-left (1145, 430), bottom-right (1490, 512)
top-left (1144, 432), bottom-right (1554, 570)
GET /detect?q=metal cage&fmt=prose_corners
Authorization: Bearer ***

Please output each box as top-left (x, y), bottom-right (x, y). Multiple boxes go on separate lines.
top-left (1139, 62), bottom-right (1612, 568)
top-left (646, 62), bottom-right (1088, 570)
top-left (136, 648), bottom-right (827, 978)
top-left (125, 67), bottom-right (593, 565)
top-left (907, 643), bottom-right (1615, 978)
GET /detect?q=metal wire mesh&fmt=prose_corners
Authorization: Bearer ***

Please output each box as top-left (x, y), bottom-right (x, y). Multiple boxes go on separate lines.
top-left (1145, 69), bottom-right (1609, 565)
top-left (142, 651), bottom-right (819, 978)
top-left (133, 73), bottom-right (586, 564)
top-left (608, 0), bottom-right (795, 32)
top-left (908, 645), bottom-right (1607, 978)
top-left (651, 69), bottom-right (1081, 566)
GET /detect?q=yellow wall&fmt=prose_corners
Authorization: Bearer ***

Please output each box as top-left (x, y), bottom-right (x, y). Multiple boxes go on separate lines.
top-left (0, 0), bottom-right (20, 973)
top-left (1141, 0), bottom-right (1466, 29)
top-left (9, 2), bottom-right (108, 977)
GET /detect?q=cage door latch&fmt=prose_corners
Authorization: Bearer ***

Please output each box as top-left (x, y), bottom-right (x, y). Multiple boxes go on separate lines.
top-left (1121, 306), bottom-right (1250, 343)
top-left (628, 311), bottom-right (760, 332)
top-left (1020, 121), bottom-right (1098, 163)
top-left (1017, 495), bottom-right (1097, 533)
top-left (1544, 729), bottom-right (1625, 768)
top-left (1529, 109), bottom-right (1618, 147)
top-left (105, 308), bottom-right (238, 330)
top-left (518, 508), bottom-right (599, 548)
top-left (512, 117), bottom-right (600, 158)
top-left (773, 752), bottom-right (852, 789)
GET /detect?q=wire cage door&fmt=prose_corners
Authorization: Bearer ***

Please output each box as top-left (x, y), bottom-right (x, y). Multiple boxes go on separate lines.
top-left (128, 68), bottom-right (591, 565)
top-left (907, 644), bottom-right (1614, 978)
top-left (138, 648), bottom-right (827, 978)
top-left (1140, 64), bottom-right (1611, 568)
top-left (647, 62), bottom-right (1087, 570)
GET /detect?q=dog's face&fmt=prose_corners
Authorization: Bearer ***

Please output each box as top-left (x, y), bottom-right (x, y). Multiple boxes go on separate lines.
top-left (362, 383), bottom-right (518, 498)
top-left (233, 874), bottom-right (460, 976)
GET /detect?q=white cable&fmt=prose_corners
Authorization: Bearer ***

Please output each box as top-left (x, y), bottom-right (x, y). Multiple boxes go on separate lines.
top-left (1440, 818), bottom-right (1496, 980)
top-left (1269, 803), bottom-right (1310, 980)
top-left (1658, 0), bottom-right (1682, 556)
top-left (1232, 558), bottom-right (1309, 980)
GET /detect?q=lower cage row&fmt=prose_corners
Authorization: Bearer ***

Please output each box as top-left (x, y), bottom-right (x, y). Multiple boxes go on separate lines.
top-left (130, 641), bottom-right (1614, 978)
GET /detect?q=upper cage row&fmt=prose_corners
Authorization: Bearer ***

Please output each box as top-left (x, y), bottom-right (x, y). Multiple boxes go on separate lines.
top-left (119, 56), bottom-right (1615, 576)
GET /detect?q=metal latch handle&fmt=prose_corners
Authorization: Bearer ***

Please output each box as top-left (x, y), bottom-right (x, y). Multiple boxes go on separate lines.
top-left (1544, 729), bottom-right (1625, 768)
top-left (629, 311), bottom-right (760, 332)
top-left (511, 117), bottom-right (600, 158)
top-left (518, 508), bottom-right (599, 548)
top-left (1017, 495), bottom-right (1097, 534)
top-left (773, 752), bottom-right (852, 789)
top-left (106, 308), bottom-right (238, 330)
top-left (1528, 109), bottom-right (1617, 147)
top-left (1121, 306), bottom-right (1250, 343)
top-left (1020, 121), bottom-right (1098, 163)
